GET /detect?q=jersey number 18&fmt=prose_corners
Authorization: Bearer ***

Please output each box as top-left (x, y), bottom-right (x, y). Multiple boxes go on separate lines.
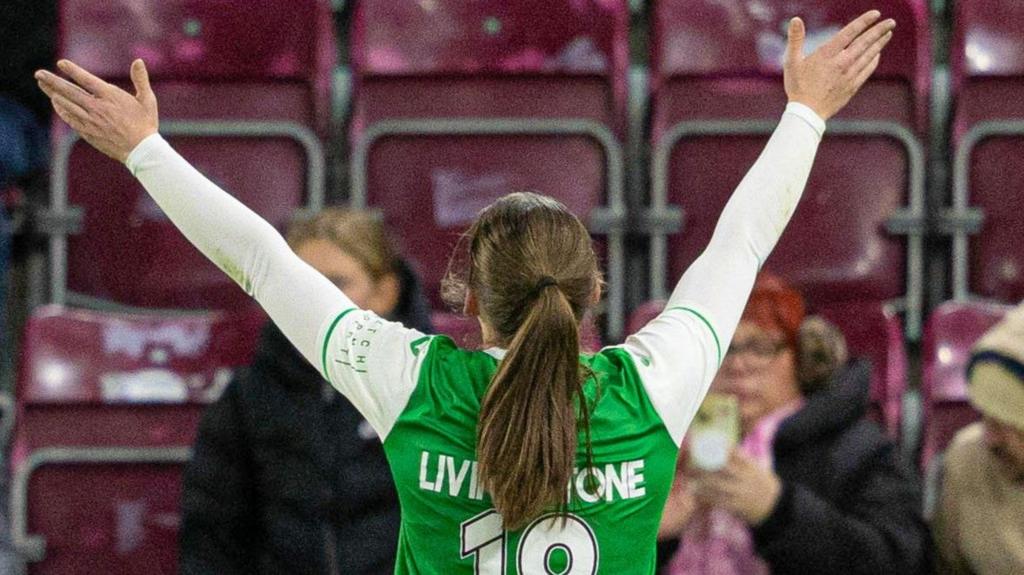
top-left (460, 509), bottom-right (599, 574)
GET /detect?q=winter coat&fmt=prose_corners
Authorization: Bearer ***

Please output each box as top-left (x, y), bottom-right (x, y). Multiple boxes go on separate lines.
top-left (659, 360), bottom-right (931, 574)
top-left (180, 261), bottom-right (433, 575)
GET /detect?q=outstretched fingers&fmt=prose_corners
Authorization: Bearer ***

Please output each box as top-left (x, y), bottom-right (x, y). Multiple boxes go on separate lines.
top-left (35, 70), bottom-right (95, 110)
top-left (35, 60), bottom-right (158, 162)
top-left (51, 93), bottom-right (90, 124)
top-left (843, 19), bottom-right (896, 66)
top-left (823, 10), bottom-right (882, 55)
top-left (852, 54), bottom-right (882, 90)
top-left (850, 30), bottom-right (894, 78)
top-left (51, 97), bottom-right (92, 135)
top-left (56, 59), bottom-right (114, 97)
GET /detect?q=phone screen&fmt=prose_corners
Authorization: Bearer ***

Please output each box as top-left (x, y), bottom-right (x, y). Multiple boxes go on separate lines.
top-left (687, 393), bottom-right (741, 471)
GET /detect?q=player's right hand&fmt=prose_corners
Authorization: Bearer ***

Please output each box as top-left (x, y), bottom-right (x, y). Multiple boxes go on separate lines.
top-left (36, 59), bottom-right (159, 163)
top-left (784, 10), bottom-right (896, 121)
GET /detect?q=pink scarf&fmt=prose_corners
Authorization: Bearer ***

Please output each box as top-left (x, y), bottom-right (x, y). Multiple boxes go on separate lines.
top-left (668, 401), bottom-right (803, 575)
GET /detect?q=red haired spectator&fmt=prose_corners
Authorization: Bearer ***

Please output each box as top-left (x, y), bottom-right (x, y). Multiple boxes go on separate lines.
top-left (659, 274), bottom-right (929, 575)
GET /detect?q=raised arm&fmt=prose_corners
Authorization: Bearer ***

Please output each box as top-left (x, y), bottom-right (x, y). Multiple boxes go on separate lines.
top-left (33, 59), bottom-right (350, 371)
top-left (624, 11), bottom-right (896, 444)
top-left (674, 12), bottom-right (895, 343)
top-left (36, 59), bottom-right (433, 437)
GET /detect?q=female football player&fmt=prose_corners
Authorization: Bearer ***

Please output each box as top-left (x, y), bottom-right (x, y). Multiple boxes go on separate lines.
top-left (36, 11), bottom-right (894, 573)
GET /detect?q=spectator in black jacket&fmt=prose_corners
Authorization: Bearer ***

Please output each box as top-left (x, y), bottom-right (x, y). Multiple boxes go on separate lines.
top-left (180, 208), bottom-right (433, 575)
top-left (658, 274), bottom-right (929, 575)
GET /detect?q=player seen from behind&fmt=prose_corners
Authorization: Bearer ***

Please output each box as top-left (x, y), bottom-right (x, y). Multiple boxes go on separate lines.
top-left (35, 11), bottom-right (895, 574)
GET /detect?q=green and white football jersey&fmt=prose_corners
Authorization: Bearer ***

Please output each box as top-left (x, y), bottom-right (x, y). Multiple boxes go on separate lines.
top-left (319, 304), bottom-right (721, 575)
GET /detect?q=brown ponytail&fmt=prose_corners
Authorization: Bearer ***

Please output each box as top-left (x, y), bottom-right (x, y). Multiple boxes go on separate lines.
top-left (443, 192), bottom-right (600, 530)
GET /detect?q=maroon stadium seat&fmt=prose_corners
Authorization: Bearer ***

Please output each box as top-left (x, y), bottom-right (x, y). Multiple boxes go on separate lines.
top-left (646, 0), bottom-right (930, 338)
top-left (350, 0), bottom-right (629, 337)
top-left (626, 299), bottom-right (907, 438)
top-left (920, 300), bottom-right (1011, 470)
top-left (47, 0), bottom-right (335, 310)
top-left (946, 0), bottom-right (1024, 303)
top-left (9, 305), bottom-right (264, 574)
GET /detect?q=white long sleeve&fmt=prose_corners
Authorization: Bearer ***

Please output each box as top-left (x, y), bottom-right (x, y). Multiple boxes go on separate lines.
top-left (622, 102), bottom-right (825, 445)
top-left (126, 136), bottom-right (432, 438)
top-left (125, 135), bottom-right (353, 368)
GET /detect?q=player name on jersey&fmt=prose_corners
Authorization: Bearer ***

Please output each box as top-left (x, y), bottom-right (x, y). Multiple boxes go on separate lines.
top-left (418, 451), bottom-right (647, 504)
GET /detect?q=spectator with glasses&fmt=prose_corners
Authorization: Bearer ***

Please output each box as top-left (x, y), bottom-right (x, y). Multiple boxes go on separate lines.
top-left (658, 274), bottom-right (929, 575)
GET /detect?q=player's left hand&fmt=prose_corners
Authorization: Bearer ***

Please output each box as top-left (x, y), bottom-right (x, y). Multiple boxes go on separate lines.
top-left (35, 59), bottom-right (159, 163)
top-left (691, 450), bottom-right (782, 526)
top-left (784, 11), bottom-right (896, 121)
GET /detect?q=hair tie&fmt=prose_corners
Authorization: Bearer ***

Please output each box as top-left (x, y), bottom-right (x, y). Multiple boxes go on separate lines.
top-left (530, 275), bottom-right (559, 298)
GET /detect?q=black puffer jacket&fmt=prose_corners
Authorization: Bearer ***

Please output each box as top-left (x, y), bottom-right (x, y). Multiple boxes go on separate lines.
top-left (660, 360), bottom-right (931, 574)
top-left (180, 262), bottom-right (433, 575)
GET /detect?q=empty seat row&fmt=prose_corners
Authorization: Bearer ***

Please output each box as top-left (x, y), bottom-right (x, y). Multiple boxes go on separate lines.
top-left (48, 0), bottom-right (335, 312)
top-left (40, 0), bottom-right (1024, 347)
top-left (348, 0), bottom-right (935, 340)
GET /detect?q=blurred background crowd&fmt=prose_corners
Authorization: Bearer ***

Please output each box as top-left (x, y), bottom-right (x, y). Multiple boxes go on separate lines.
top-left (0, 1), bottom-right (1022, 573)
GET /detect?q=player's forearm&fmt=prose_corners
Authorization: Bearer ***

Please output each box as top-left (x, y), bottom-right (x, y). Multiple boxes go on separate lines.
top-left (666, 103), bottom-right (824, 345)
top-left (125, 134), bottom-right (352, 367)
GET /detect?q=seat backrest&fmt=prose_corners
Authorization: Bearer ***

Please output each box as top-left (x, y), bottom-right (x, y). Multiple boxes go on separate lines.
top-left (63, 138), bottom-right (310, 310)
top-left (349, 1), bottom-right (629, 312)
top-left (661, 134), bottom-right (914, 308)
top-left (56, 1), bottom-right (334, 310)
top-left (19, 461), bottom-right (186, 574)
top-left (351, 0), bottom-right (628, 136)
top-left (10, 305), bottom-right (264, 574)
top-left (14, 305), bottom-right (264, 450)
top-left (651, 0), bottom-right (930, 133)
top-left (950, 0), bottom-right (1024, 302)
top-left (59, 0), bottom-right (336, 134)
top-left (920, 300), bottom-right (1011, 467)
top-left (951, 0), bottom-right (1024, 129)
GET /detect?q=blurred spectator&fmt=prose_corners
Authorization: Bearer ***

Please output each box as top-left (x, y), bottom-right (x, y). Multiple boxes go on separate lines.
top-left (0, 0), bottom-right (55, 123)
top-left (179, 208), bottom-right (433, 575)
top-left (0, 199), bottom-right (8, 384)
top-left (932, 303), bottom-right (1024, 574)
top-left (658, 274), bottom-right (929, 575)
top-left (1, 93), bottom-right (48, 381)
top-left (0, 94), bottom-right (48, 190)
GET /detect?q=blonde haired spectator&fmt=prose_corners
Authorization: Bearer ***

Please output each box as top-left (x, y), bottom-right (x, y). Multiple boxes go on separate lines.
top-left (180, 208), bottom-right (433, 575)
